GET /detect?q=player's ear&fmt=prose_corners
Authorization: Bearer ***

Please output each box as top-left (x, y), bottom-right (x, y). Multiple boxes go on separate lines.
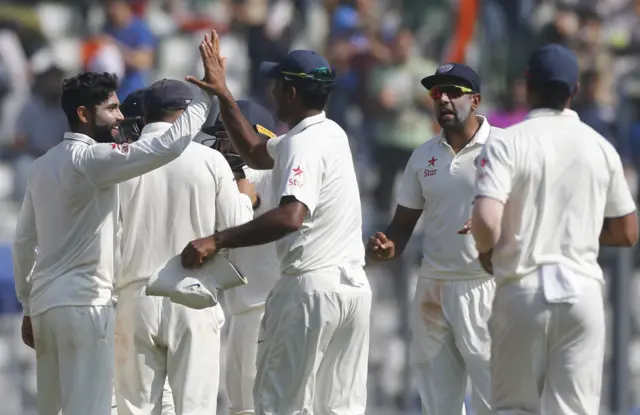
top-left (471, 94), bottom-right (481, 111)
top-left (287, 84), bottom-right (297, 104)
top-left (572, 82), bottom-right (580, 99)
top-left (76, 106), bottom-right (91, 125)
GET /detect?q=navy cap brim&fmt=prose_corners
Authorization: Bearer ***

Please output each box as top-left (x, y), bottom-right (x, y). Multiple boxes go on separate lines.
top-left (259, 62), bottom-right (281, 78)
top-left (421, 74), bottom-right (475, 91)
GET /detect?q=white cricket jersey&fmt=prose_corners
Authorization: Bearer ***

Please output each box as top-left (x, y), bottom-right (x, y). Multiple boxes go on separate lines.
top-left (266, 112), bottom-right (365, 276)
top-left (397, 116), bottom-right (501, 280)
top-left (475, 108), bottom-right (637, 282)
top-left (115, 122), bottom-right (255, 290)
top-left (225, 167), bottom-right (280, 315)
top-left (12, 90), bottom-right (212, 317)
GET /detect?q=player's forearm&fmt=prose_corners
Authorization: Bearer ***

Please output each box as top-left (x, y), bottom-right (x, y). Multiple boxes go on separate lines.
top-left (384, 225), bottom-right (412, 257)
top-left (218, 90), bottom-right (273, 169)
top-left (214, 206), bottom-right (299, 249)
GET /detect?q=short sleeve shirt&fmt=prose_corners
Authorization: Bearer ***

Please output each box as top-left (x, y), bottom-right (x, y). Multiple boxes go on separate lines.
top-left (266, 112), bottom-right (365, 276)
top-left (397, 116), bottom-right (501, 279)
top-left (475, 109), bottom-right (636, 282)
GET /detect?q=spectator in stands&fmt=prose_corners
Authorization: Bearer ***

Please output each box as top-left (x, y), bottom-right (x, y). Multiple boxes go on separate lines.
top-left (368, 28), bottom-right (437, 222)
top-left (12, 64), bottom-right (68, 201)
top-left (573, 70), bottom-right (621, 151)
top-left (102, 0), bottom-right (156, 100)
top-left (487, 76), bottom-right (528, 128)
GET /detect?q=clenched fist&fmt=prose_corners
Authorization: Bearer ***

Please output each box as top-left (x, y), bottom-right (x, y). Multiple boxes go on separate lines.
top-left (181, 236), bottom-right (218, 269)
top-left (366, 232), bottom-right (396, 261)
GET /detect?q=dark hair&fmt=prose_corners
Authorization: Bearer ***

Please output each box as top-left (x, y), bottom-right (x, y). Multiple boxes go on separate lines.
top-left (61, 72), bottom-right (119, 127)
top-left (284, 80), bottom-right (332, 111)
top-left (527, 79), bottom-right (572, 111)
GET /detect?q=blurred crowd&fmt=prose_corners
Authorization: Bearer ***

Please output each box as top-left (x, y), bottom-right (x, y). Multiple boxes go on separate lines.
top-left (0, 0), bottom-right (640, 413)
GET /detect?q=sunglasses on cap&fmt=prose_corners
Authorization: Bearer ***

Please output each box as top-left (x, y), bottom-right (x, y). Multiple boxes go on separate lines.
top-left (428, 85), bottom-right (476, 100)
top-left (281, 67), bottom-right (336, 83)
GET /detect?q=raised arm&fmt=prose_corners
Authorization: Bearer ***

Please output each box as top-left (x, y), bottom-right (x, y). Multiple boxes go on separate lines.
top-left (13, 184), bottom-right (37, 317)
top-left (76, 90), bottom-right (212, 187)
top-left (185, 30), bottom-right (274, 170)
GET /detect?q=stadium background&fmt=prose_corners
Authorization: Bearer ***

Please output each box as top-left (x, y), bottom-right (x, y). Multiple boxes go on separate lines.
top-left (0, 0), bottom-right (639, 413)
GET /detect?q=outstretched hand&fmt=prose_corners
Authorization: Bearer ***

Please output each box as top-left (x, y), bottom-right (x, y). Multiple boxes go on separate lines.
top-left (185, 30), bottom-right (228, 96)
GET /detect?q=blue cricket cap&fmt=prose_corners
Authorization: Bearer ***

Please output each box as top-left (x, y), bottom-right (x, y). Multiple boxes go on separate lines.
top-left (120, 88), bottom-right (145, 118)
top-left (259, 50), bottom-right (335, 88)
top-left (526, 44), bottom-right (579, 91)
top-left (421, 63), bottom-right (482, 93)
top-left (143, 79), bottom-right (193, 114)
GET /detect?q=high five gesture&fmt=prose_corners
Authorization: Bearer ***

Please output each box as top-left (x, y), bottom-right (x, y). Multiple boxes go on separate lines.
top-left (186, 30), bottom-right (229, 97)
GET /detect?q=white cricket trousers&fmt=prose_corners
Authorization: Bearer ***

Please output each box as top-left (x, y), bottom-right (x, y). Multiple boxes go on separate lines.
top-left (490, 272), bottom-right (605, 415)
top-left (32, 305), bottom-right (115, 415)
top-left (226, 307), bottom-right (265, 415)
top-left (410, 277), bottom-right (494, 415)
top-left (114, 282), bottom-right (224, 415)
top-left (254, 268), bottom-right (372, 415)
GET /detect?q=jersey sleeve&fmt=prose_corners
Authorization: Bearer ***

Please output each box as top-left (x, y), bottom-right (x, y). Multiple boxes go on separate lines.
top-left (475, 135), bottom-right (515, 203)
top-left (13, 183), bottom-right (37, 316)
top-left (604, 150), bottom-right (636, 218)
top-left (266, 136), bottom-right (282, 160)
top-left (275, 138), bottom-right (323, 214)
top-left (396, 149), bottom-right (424, 209)
top-left (75, 90), bottom-right (211, 188)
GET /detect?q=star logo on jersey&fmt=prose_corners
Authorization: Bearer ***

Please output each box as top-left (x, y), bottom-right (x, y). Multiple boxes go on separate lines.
top-left (428, 157), bottom-right (437, 167)
top-left (292, 166), bottom-right (303, 176)
top-left (110, 143), bottom-right (129, 153)
top-left (480, 157), bottom-right (488, 168)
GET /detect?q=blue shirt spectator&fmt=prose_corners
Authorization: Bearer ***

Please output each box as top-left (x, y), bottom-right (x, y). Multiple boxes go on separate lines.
top-left (103, 0), bottom-right (156, 100)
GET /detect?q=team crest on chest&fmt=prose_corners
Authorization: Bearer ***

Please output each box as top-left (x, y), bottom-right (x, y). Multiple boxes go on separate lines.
top-left (473, 155), bottom-right (479, 168)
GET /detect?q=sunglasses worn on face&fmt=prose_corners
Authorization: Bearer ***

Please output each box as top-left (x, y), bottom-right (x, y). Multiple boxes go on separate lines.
top-left (429, 85), bottom-right (475, 100)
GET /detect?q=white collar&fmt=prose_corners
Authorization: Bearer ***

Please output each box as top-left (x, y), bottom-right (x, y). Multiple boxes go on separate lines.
top-left (526, 108), bottom-right (580, 120)
top-left (439, 115), bottom-right (491, 146)
top-left (63, 132), bottom-right (95, 145)
top-left (286, 112), bottom-right (327, 137)
top-left (140, 122), bottom-right (172, 137)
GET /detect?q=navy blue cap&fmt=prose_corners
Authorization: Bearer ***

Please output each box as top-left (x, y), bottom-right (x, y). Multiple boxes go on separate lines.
top-left (259, 50), bottom-right (334, 85)
top-left (120, 88), bottom-right (145, 118)
top-left (143, 79), bottom-right (193, 114)
top-left (421, 63), bottom-right (481, 93)
top-left (205, 99), bottom-right (276, 138)
top-left (526, 44), bottom-right (579, 91)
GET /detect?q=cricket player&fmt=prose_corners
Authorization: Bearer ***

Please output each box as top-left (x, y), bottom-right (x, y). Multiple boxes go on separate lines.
top-left (114, 77), bottom-right (257, 415)
top-left (114, 87), bottom-right (189, 415)
top-left (181, 32), bottom-right (371, 415)
top-left (471, 44), bottom-right (638, 414)
top-left (12, 36), bottom-right (218, 415)
top-left (198, 99), bottom-right (280, 415)
top-left (367, 63), bottom-right (498, 415)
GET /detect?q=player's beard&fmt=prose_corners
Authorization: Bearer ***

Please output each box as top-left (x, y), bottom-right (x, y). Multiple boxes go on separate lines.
top-left (92, 119), bottom-right (119, 143)
top-left (438, 98), bottom-right (473, 132)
